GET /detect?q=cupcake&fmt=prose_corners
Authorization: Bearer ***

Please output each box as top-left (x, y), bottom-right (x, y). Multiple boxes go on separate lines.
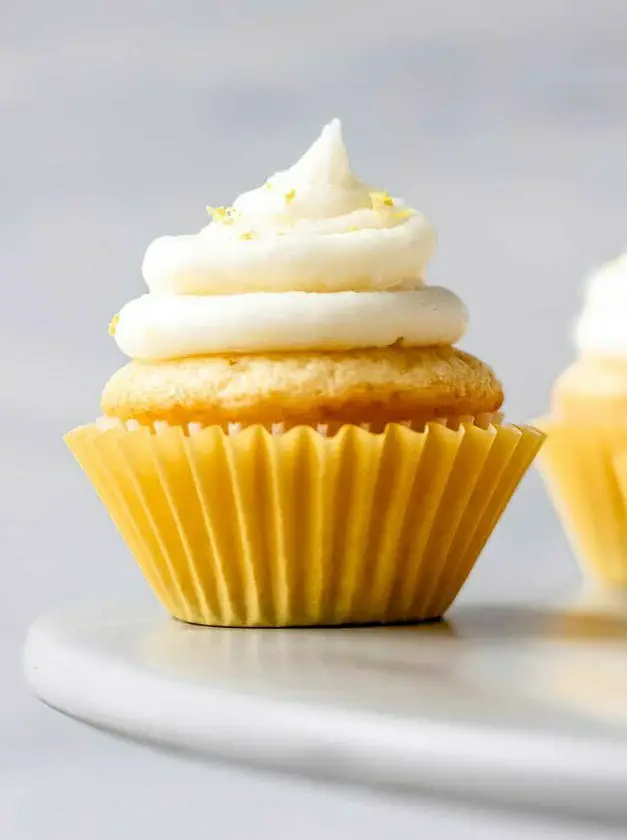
top-left (538, 252), bottom-right (627, 587)
top-left (66, 119), bottom-right (543, 627)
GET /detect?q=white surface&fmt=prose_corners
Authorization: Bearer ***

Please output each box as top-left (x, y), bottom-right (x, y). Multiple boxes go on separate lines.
top-left (24, 592), bottom-right (627, 829)
top-left (5, 2), bottom-right (627, 838)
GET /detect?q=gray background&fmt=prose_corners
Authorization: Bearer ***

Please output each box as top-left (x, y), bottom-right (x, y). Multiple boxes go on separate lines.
top-left (2, 1), bottom-right (627, 837)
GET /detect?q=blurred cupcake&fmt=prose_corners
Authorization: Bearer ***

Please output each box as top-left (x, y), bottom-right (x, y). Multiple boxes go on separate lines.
top-left (538, 252), bottom-right (627, 586)
top-left (66, 119), bottom-right (543, 627)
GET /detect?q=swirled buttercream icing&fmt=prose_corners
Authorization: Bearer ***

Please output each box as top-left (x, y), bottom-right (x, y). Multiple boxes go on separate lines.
top-left (112, 119), bottom-right (468, 359)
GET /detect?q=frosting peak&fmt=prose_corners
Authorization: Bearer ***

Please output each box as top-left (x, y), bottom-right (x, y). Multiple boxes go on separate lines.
top-left (285, 118), bottom-right (353, 183)
top-left (232, 118), bottom-right (370, 224)
top-left (142, 119), bottom-right (437, 296)
top-left (575, 252), bottom-right (627, 357)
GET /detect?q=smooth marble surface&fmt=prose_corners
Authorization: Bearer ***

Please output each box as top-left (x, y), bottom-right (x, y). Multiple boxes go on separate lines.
top-left (24, 590), bottom-right (627, 827)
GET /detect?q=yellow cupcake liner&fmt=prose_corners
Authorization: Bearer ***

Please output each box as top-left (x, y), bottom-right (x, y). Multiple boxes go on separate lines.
top-left (537, 418), bottom-right (627, 587)
top-left (65, 420), bottom-right (543, 627)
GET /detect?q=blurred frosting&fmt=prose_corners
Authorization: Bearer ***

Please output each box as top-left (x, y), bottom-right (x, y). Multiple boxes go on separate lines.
top-left (575, 253), bottom-right (627, 357)
top-left (113, 120), bottom-right (468, 359)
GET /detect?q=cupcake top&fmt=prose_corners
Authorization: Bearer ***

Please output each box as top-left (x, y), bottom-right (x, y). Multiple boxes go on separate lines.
top-left (112, 119), bottom-right (469, 360)
top-left (575, 252), bottom-right (627, 358)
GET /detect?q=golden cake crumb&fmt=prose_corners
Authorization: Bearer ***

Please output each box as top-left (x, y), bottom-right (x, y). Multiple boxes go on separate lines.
top-left (102, 346), bottom-right (504, 427)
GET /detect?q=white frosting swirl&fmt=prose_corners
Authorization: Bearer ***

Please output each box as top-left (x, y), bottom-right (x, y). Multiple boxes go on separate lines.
top-left (114, 119), bottom-right (468, 360)
top-left (142, 119), bottom-right (435, 295)
top-left (575, 253), bottom-right (627, 357)
top-left (114, 289), bottom-right (467, 360)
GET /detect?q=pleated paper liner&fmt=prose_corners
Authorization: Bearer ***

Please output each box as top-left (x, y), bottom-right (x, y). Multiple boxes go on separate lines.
top-left (536, 417), bottom-right (627, 587)
top-left (65, 418), bottom-right (544, 627)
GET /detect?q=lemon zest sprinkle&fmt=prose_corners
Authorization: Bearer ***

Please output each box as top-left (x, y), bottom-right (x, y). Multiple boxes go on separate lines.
top-left (265, 180), bottom-right (273, 190)
top-left (285, 188), bottom-right (296, 204)
top-left (207, 205), bottom-right (228, 221)
top-left (239, 230), bottom-right (254, 240)
top-left (369, 190), bottom-right (394, 210)
top-left (392, 208), bottom-right (415, 220)
top-left (108, 313), bottom-right (120, 337)
top-left (348, 226), bottom-right (359, 232)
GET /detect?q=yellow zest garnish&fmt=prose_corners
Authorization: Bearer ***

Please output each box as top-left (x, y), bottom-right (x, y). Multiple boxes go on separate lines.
top-left (369, 190), bottom-right (394, 210)
top-left (207, 205), bottom-right (228, 221)
top-left (207, 206), bottom-right (239, 224)
top-left (392, 208), bottom-right (415, 220)
top-left (265, 180), bottom-right (273, 190)
top-left (348, 226), bottom-right (359, 233)
top-left (239, 230), bottom-right (254, 240)
top-left (285, 188), bottom-right (296, 204)
top-left (108, 313), bottom-right (120, 337)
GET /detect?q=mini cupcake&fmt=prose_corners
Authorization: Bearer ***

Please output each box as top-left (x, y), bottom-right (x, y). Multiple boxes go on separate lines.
top-left (538, 253), bottom-right (627, 586)
top-left (66, 120), bottom-right (543, 626)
